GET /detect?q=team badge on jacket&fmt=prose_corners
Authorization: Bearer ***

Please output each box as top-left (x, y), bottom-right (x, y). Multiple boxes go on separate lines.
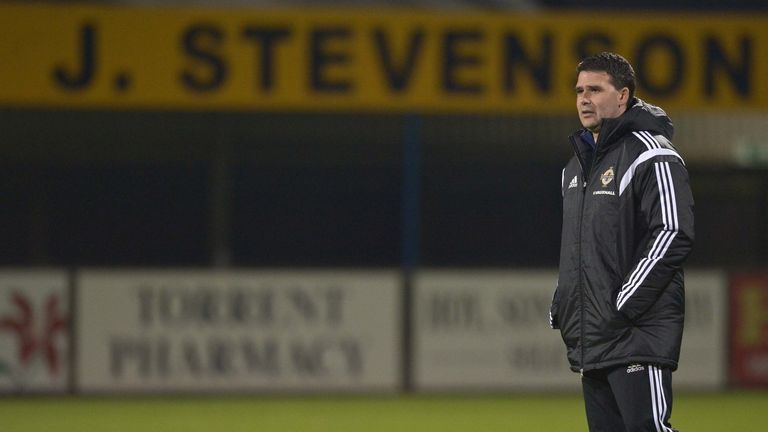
top-left (601, 167), bottom-right (615, 187)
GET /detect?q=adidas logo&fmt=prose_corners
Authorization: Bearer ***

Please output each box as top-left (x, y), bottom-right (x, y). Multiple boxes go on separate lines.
top-left (626, 364), bottom-right (645, 374)
top-left (568, 175), bottom-right (579, 189)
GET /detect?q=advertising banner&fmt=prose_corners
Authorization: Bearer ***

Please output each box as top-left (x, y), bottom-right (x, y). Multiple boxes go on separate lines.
top-left (413, 270), bottom-right (726, 392)
top-left (730, 273), bottom-right (768, 387)
top-left (413, 270), bottom-right (578, 391)
top-left (675, 271), bottom-right (727, 390)
top-left (76, 269), bottom-right (400, 393)
top-left (0, 270), bottom-right (69, 393)
top-left (2, 5), bottom-right (768, 112)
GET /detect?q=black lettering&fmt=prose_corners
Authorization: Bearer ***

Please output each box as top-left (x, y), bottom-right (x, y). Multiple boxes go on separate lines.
top-left (291, 339), bottom-right (360, 377)
top-left (705, 35), bottom-right (752, 99)
top-left (442, 30), bottom-right (484, 94)
top-left (158, 287), bottom-right (189, 325)
top-left (507, 344), bottom-right (563, 371)
top-left (183, 339), bottom-right (204, 375)
top-left (574, 33), bottom-right (614, 62)
top-left (198, 288), bottom-right (218, 323)
top-left (138, 287), bottom-right (153, 326)
top-left (325, 288), bottom-right (344, 325)
top-left (156, 338), bottom-right (170, 377)
top-left (502, 33), bottom-right (553, 93)
top-left (429, 293), bottom-right (482, 330)
top-left (208, 339), bottom-right (235, 375)
top-left (497, 295), bottom-right (552, 325)
top-left (288, 289), bottom-right (318, 321)
top-left (110, 338), bottom-right (151, 378)
top-left (242, 27), bottom-right (291, 91)
top-left (339, 339), bottom-right (363, 376)
top-left (242, 339), bottom-right (280, 376)
top-left (231, 290), bottom-right (274, 325)
top-left (310, 28), bottom-right (353, 92)
top-left (291, 341), bottom-right (326, 375)
top-left (142, 286), bottom-right (282, 326)
top-left (53, 22), bottom-right (97, 90)
top-left (180, 24), bottom-right (227, 92)
top-left (372, 28), bottom-right (425, 92)
top-left (635, 35), bottom-right (684, 97)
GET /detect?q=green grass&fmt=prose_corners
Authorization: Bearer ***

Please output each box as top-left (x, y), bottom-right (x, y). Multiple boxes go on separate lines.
top-left (1, 391), bottom-right (766, 431)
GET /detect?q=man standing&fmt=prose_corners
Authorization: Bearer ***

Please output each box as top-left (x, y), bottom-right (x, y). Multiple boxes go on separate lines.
top-left (549, 52), bottom-right (694, 432)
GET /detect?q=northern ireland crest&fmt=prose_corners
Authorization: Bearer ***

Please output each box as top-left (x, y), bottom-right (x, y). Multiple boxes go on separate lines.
top-left (600, 167), bottom-right (615, 187)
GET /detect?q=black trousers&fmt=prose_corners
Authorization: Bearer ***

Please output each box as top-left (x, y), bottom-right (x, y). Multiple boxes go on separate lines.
top-left (582, 364), bottom-right (678, 432)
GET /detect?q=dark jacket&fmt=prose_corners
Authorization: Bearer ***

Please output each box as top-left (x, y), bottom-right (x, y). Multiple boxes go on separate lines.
top-left (550, 98), bottom-right (694, 373)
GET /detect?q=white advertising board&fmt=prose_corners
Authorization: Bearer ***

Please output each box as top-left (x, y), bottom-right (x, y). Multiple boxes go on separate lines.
top-left (675, 270), bottom-right (727, 390)
top-left (414, 270), bottom-right (727, 392)
top-left (0, 270), bottom-right (69, 393)
top-left (76, 270), bottom-right (400, 393)
top-left (414, 270), bottom-right (577, 391)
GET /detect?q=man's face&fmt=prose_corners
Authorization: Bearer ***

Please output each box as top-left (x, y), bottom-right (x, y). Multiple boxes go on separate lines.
top-left (575, 70), bottom-right (628, 133)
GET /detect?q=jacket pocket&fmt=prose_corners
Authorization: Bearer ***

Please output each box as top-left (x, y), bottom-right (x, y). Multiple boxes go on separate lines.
top-left (609, 290), bottom-right (634, 331)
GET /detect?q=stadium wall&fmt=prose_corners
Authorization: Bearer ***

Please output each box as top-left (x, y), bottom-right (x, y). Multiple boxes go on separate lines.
top-left (0, 268), bottom-right (759, 395)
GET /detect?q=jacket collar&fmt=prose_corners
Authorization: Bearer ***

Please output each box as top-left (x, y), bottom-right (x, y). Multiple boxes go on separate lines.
top-left (570, 97), bottom-right (674, 156)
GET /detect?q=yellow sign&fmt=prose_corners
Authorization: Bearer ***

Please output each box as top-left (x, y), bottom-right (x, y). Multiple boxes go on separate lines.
top-left (1, 5), bottom-right (767, 112)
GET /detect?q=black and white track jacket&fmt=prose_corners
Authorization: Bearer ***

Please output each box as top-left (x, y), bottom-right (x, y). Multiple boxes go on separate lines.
top-left (550, 98), bottom-right (694, 373)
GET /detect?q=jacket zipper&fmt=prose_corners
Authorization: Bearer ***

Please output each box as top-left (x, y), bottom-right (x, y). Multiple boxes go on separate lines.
top-left (570, 134), bottom-right (598, 377)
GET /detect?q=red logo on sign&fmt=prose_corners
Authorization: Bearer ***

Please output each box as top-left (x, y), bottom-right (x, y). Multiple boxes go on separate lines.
top-left (0, 292), bottom-right (68, 376)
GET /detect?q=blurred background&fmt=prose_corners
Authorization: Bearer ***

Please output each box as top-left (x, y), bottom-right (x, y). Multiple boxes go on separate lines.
top-left (1, 0), bottom-right (767, 428)
top-left (2, 1), bottom-right (767, 269)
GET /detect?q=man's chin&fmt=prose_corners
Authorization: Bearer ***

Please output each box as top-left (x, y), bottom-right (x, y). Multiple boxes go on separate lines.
top-left (580, 122), bottom-right (598, 132)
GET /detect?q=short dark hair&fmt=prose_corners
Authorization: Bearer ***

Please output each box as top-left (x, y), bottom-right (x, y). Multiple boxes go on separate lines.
top-left (577, 52), bottom-right (636, 100)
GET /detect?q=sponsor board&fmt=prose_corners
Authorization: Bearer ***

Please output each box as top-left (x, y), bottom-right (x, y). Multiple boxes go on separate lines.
top-left (413, 270), bottom-right (726, 392)
top-left (414, 270), bottom-right (578, 391)
top-left (1, 5), bottom-right (767, 112)
top-left (76, 269), bottom-right (400, 393)
top-left (730, 273), bottom-right (768, 387)
top-left (0, 270), bottom-right (69, 393)
top-left (675, 271), bottom-right (727, 390)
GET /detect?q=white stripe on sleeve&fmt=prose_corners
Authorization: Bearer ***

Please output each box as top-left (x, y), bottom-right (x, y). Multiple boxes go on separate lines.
top-left (620, 131), bottom-right (684, 197)
top-left (561, 168), bottom-right (566, 194)
top-left (619, 149), bottom-right (683, 196)
top-left (634, 131), bottom-right (659, 150)
top-left (617, 162), bottom-right (679, 310)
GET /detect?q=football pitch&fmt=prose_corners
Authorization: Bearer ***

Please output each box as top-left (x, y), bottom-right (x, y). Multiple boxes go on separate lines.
top-left (2, 391), bottom-right (766, 431)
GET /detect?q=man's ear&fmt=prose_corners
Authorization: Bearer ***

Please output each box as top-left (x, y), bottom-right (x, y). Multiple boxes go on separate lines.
top-left (618, 87), bottom-right (630, 107)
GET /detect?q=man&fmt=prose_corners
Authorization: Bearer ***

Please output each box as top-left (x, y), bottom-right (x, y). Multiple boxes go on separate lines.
top-left (549, 52), bottom-right (694, 432)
